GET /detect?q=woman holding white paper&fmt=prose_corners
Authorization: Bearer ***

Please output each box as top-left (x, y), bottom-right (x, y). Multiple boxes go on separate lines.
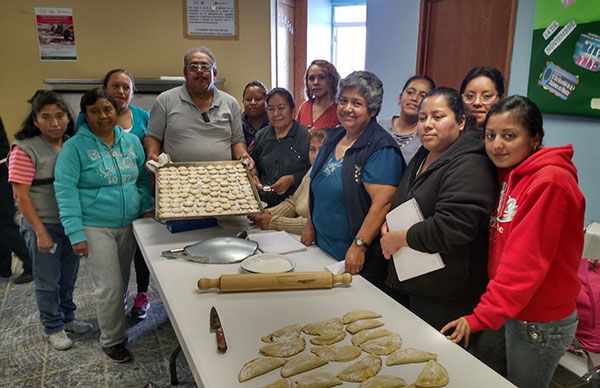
top-left (380, 87), bottom-right (497, 330)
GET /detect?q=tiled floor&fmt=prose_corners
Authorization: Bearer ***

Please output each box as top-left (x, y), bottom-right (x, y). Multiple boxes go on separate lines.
top-left (0, 259), bottom-right (197, 387)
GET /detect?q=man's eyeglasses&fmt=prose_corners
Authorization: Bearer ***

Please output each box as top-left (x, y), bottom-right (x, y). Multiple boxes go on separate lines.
top-left (186, 63), bottom-right (213, 73)
top-left (462, 93), bottom-right (498, 105)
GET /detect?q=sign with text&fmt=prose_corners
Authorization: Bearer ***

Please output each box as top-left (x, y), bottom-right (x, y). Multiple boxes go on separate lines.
top-left (183, 0), bottom-right (239, 40)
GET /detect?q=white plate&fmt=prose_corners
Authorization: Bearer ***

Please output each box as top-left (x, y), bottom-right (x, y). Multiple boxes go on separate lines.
top-left (241, 253), bottom-right (295, 274)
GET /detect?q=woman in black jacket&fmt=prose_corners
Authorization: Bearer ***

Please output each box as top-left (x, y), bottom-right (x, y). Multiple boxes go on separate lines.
top-left (381, 87), bottom-right (498, 330)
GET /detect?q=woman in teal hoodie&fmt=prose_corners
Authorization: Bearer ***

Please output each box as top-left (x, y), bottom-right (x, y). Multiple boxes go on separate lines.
top-left (54, 88), bottom-right (153, 363)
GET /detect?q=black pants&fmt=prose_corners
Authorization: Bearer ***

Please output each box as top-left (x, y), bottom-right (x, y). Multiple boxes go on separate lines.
top-left (0, 178), bottom-right (32, 275)
top-left (133, 246), bottom-right (150, 293)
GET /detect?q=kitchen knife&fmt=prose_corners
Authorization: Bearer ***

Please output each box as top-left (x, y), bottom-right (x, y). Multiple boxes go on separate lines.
top-left (209, 306), bottom-right (228, 353)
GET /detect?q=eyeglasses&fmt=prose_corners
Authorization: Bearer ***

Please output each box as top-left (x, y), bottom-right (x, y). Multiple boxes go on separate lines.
top-left (462, 93), bottom-right (498, 104)
top-left (186, 63), bottom-right (213, 73)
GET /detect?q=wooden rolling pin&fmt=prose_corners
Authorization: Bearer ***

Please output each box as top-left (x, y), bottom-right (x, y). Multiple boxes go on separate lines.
top-left (197, 271), bottom-right (352, 292)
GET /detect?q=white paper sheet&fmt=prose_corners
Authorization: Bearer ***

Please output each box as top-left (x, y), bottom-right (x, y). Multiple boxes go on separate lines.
top-left (386, 198), bottom-right (445, 281)
top-left (248, 230), bottom-right (307, 255)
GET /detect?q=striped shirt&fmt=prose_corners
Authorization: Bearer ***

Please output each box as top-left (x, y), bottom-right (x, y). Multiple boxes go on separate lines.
top-left (8, 145), bottom-right (35, 185)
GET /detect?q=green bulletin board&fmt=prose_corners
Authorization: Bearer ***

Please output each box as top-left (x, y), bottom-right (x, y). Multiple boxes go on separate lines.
top-left (527, 0), bottom-right (600, 118)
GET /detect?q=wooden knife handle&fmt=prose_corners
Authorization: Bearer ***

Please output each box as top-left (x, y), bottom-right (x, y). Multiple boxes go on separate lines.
top-left (197, 271), bottom-right (353, 292)
top-left (215, 326), bottom-right (228, 353)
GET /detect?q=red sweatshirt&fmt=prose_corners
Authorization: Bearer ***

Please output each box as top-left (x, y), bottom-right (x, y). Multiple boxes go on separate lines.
top-left (465, 145), bottom-right (585, 332)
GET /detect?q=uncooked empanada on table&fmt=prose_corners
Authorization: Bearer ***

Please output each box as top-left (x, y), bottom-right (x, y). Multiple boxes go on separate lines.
top-left (359, 375), bottom-right (408, 387)
top-left (238, 356), bottom-right (286, 382)
top-left (359, 334), bottom-right (402, 355)
top-left (414, 360), bottom-right (449, 387)
top-left (260, 337), bottom-right (306, 357)
top-left (337, 355), bottom-right (382, 382)
top-left (342, 309), bottom-right (382, 324)
top-left (310, 345), bottom-right (362, 362)
top-left (262, 324), bottom-right (302, 343)
top-left (265, 372), bottom-right (343, 388)
top-left (309, 330), bottom-right (346, 345)
top-left (346, 319), bottom-right (384, 334)
top-left (280, 353), bottom-right (328, 377)
top-left (351, 328), bottom-right (395, 346)
top-left (302, 318), bottom-right (343, 335)
top-left (386, 348), bottom-right (437, 366)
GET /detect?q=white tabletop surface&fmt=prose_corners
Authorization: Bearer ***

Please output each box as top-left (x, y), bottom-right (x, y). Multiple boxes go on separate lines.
top-left (133, 217), bottom-right (514, 388)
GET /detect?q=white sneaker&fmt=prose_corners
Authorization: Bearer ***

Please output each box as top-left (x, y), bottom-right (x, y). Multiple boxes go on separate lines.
top-left (64, 319), bottom-right (93, 334)
top-left (47, 330), bottom-right (73, 350)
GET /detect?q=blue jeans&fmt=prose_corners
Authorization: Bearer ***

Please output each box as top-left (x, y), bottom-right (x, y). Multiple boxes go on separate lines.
top-left (505, 311), bottom-right (577, 388)
top-left (21, 219), bottom-right (80, 335)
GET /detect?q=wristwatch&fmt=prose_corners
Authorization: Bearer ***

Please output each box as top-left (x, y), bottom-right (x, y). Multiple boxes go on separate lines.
top-left (353, 236), bottom-right (370, 249)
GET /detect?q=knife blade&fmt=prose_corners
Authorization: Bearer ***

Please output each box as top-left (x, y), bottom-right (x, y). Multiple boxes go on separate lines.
top-left (209, 306), bottom-right (228, 353)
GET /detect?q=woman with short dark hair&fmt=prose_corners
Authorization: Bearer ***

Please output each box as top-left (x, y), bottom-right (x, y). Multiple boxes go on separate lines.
top-left (251, 87), bottom-right (311, 207)
top-left (55, 88), bottom-right (153, 363)
top-left (379, 75), bottom-right (436, 164)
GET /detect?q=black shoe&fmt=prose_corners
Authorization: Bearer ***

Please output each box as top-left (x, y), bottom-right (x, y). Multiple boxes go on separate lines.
top-left (13, 270), bottom-right (33, 284)
top-left (102, 342), bottom-right (132, 363)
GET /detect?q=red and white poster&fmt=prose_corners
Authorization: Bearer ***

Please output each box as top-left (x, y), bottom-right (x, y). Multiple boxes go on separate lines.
top-left (34, 7), bottom-right (77, 61)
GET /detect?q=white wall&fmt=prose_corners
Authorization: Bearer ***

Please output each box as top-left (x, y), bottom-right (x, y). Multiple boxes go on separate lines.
top-left (308, 0), bottom-right (333, 63)
top-left (365, 0), bottom-right (600, 224)
top-left (365, 0), bottom-right (420, 119)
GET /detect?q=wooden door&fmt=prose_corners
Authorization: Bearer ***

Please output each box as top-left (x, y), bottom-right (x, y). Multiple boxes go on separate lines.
top-left (416, 0), bottom-right (518, 89)
top-left (276, 0), bottom-right (307, 107)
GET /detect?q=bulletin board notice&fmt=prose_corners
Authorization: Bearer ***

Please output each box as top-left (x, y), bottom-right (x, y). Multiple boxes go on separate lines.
top-left (183, 0), bottom-right (239, 40)
top-left (527, 0), bottom-right (600, 118)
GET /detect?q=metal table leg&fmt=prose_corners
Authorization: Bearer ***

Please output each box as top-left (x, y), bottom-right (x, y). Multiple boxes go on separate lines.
top-left (169, 344), bottom-right (182, 385)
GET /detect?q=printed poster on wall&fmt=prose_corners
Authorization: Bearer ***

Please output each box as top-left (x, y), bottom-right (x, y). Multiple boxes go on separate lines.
top-left (34, 7), bottom-right (77, 61)
top-left (527, 0), bottom-right (600, 118)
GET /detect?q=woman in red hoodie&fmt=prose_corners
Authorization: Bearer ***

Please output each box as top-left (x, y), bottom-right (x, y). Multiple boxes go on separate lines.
top-left (441, 95), bottom-right (585, 387)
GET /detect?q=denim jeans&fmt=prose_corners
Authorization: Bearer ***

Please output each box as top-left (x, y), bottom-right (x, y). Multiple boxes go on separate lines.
top-left (505, 311), bottom-right (577, 388)
top-left (20, 219), bottom-right (80, 335)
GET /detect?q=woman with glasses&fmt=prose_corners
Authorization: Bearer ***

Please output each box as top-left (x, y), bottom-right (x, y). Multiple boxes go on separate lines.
top-left (460, 66), bottom-right (505, 128)
top-left (379, 75), bottom-right (436, 164)
top-left (250, 88), bottom-right (311, 207)
top-left (297, 60), bottom-right (341, 131)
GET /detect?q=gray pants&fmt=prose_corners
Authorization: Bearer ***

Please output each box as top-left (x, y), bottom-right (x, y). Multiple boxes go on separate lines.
top-left (84, 226), bottom-right (135, 347)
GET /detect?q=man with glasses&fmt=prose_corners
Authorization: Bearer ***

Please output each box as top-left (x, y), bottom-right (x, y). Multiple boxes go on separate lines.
top-left (144, 46), bottom-right (251, 164)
